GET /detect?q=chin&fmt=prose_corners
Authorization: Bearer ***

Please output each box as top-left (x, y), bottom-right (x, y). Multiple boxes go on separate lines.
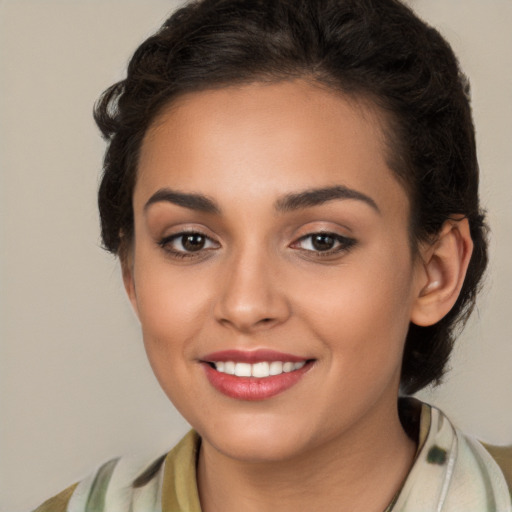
top-left (197, 413), bottom-right (317, 463)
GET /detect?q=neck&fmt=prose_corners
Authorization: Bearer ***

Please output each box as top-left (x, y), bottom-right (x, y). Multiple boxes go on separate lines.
top-left (197, 399), bottom-right (417, 512)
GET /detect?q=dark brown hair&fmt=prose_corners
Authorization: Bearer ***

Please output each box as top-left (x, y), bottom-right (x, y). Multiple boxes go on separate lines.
top-left (94, 0), bottom-right (488, 394)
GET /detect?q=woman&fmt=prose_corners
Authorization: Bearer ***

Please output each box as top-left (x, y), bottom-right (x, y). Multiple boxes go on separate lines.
top-left (34, 0), bottom-right (512, 510)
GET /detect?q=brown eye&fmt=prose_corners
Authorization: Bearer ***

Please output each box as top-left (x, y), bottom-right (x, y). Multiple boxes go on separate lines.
top-left (292, 232), bottom-right (357, 255)
top-left (181, 233), bottom-right (206, 251)
top-left (158, 231), bottom-right (219, 257)
top-left (311, 234), bottom-right (336, 251)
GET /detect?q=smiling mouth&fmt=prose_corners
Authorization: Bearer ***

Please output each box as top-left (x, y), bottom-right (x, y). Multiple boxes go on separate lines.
top-left (200, 349), bottom-right (315, 400)
top-left (202, 357), bottom-right (315, 400)
top-left (208, 360), bottom-right (308, 378)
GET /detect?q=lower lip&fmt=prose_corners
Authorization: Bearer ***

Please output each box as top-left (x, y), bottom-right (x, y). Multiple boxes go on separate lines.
top-left (202, 362), bottom-right (312, 401)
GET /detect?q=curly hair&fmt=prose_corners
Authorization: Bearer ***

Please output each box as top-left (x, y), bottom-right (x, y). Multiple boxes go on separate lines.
top-left (94, 0), bottom-right (488, 395)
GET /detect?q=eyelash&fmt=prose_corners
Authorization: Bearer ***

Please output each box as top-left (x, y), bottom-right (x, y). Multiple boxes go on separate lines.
top-left (292, 232), bottom-right (357, 257)
top-left (158, 231), bottom-right (219, 259)
top-left (157, 231), bottom-right (357, 259)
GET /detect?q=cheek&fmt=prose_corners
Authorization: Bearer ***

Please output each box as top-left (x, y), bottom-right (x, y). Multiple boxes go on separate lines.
top-left (132, 262), bottom-right (211, 407)
top-left (295, 245), bottom-right (415, 365)
top-left (132, 254), bottom-right (212, 361)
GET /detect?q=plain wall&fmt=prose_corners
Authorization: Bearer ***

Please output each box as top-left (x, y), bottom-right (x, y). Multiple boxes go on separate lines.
top-left (0, 1), bottom-right (510, 511)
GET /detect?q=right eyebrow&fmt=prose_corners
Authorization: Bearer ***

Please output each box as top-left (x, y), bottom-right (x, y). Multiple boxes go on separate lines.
top-left (144, 188), bottom-right (221, 214)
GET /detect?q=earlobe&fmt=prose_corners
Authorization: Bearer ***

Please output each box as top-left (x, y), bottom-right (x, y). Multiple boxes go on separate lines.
top-left (411, 218), bottom-right (473, 327)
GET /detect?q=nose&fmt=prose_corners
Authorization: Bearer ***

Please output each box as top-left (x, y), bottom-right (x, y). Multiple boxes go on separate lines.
top-left (213, 248), bottom-right (291, 333)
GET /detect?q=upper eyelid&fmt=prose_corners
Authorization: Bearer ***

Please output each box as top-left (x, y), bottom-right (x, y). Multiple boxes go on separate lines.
top-left (296, 231), bottom-right (351, 240)
top-left (160, 230), bottom-right (219, 244)
top-left (159, 226), bottom-right (218, 241)
top-left (294, 229), bottom-right (355, 243)
top-left (290, 218), bottom-right (354, 235)
top-left (294, 232), bottom-right (355, 245)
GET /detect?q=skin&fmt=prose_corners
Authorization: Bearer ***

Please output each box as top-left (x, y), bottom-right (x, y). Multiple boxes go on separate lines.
top-left (123, 80), bottom-right (473, 512)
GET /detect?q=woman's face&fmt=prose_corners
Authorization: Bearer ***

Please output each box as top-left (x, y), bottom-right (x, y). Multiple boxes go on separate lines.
top-left (126, 80), bottom-right (424, 462)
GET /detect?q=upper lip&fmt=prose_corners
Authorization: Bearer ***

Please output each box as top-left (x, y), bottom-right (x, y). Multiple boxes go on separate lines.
top-left (201, 349), bottom-right (310, 363)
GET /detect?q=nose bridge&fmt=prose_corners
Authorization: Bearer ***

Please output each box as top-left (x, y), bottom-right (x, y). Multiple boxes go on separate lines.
top-left (214, 240), bottom-right (290, 331)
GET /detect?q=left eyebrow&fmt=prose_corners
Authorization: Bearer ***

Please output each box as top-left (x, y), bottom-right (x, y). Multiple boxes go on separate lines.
top-left (275, 185), bottom-right (380, 214)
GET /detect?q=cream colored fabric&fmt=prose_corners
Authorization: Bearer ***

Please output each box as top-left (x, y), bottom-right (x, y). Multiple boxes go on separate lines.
top-left (33, 402), bottom-right (512, 512)
top-left (392, 404), bottom-right (511, 511)
top-left (483, 443), bottom-right (512, 492)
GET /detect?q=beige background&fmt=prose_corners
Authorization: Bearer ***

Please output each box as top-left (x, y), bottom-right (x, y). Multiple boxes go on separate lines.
top-left (0, 1), bottom-right (511, 511)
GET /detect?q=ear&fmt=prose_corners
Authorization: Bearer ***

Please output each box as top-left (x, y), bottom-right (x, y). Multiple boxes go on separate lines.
top-left (120, 249), bottom-right (140, 320)
top-left (411, 218), bottom-right (473, 327)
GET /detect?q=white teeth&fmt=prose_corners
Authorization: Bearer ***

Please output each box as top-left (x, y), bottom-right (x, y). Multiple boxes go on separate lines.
top-left (213, 360), bottom-right (307, 378)
top-left (252, 362), bottom-right (270, 378)
top-left (234, 362), bottom-right (252, 377)
top-left (283, 362), bottom-right (294, 373)
top-left (224, 361), bottom-right (236, 375)
top-left (269, 361), bottom-right (283, 375)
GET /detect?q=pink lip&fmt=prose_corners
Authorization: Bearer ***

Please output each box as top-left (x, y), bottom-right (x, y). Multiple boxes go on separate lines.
top-left (201, 356), bottom-right (314, 401)
top-left (201, 349), bottom-right (307, 363)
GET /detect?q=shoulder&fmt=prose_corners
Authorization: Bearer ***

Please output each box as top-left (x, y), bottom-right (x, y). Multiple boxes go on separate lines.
top-left (31, 431), bottom-right (200, 512)
top-left (394, 399), bottom-right (512, 510)
top-left (32, 454), bottom-right (166, 512)
top-left (482, 442), bottom-right (512, 494)
top-left (31, 451), bottom-right (167, 512)
top-left (32, 483), bottom-right (78, 512)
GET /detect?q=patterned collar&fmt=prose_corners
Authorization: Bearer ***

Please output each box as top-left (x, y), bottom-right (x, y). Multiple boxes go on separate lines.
top-left (65, 401), bottom-right (512, 512)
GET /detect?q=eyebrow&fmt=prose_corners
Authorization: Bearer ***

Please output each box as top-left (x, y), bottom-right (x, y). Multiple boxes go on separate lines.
top-left (144, 189), bottom-right (220, 214)
top-left (275, 185), bottom-right (380, 214)
top-left (144, 184), bottom-right (379, 215)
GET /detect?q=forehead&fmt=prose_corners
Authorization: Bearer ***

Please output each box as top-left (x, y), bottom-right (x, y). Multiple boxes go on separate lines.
top-left (136, 80), bottom-right (407, 216)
